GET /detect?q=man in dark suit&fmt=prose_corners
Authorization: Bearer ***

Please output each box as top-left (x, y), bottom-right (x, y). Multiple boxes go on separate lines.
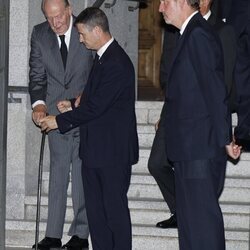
top-left (40, 7), bottom-right (139, 250)
top-left (147, 26), bottom-right (178, 229)
top-left (201, 0), bottom-right (237, 112)
top-left (148, 0), bottom-right (237, 230)
top-left (29, 0), bottom-right (92, 248)
top-left (230, 0), bottom-right (250, 147)
top-left (159, 0), bottom-right (241, 249)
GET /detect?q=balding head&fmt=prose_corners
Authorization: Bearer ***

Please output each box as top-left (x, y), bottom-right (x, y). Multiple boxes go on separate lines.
top-left (42, 0), bottom-right (70, 13)
top-left (42, 0), bottom-right (72, 35)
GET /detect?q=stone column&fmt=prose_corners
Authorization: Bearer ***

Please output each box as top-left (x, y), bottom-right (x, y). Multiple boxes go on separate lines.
top-left (6, 0), bottom-right (29, 221)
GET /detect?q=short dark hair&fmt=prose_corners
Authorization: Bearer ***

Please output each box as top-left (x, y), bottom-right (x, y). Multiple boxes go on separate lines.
top-left (74, 7), bottom-right (110, 33)
top-left (187, 0), bottom-right (200, 10)
top-left (41, 0), bottom-right (70, 13)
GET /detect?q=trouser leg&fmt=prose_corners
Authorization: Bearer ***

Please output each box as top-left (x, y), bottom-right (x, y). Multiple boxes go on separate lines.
top-left (68, 130), bottom-right (89, 238)
top-left (45, 131), bottom-right (71, 238)
top-left (148, 119), bottom-right (176, 213)
top-left (173, 153), bottom-right (227, 250)
top-left (82, 165), bottom-right (132, 250)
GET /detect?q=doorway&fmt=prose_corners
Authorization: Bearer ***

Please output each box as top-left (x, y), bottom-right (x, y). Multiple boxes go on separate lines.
top-left (137, 0), bottom-right (164, 100)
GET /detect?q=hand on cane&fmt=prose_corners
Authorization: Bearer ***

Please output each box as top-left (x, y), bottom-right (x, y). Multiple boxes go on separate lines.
top-left (40, 116), bottom-right (58, 133)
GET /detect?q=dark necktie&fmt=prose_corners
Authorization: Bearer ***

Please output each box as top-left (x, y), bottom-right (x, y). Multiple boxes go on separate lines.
top-left (59, 35), bottom-right (68, 69)
top-left (93, 53), bottom-right (99, 66)
top-left (89, 54), bottom-right (99, 77)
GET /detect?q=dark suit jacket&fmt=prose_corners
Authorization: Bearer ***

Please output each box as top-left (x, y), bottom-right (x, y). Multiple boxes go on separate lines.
top-left (56, 40), bottom-right (139, 168)
top-left (159, 13), bottom-right (237, 114)
top-left (233, 1), bottom-right (250, 143)
top-left (208, 13), bottom-right (237, 112)
top-left (29, 17), bottom-right (93, 115)
top-left (160, 25), bottom-right (179, 91)
top-left (214, 0), bottom-right (233, 20)
top-left (226, 0), bottom-right (249, 37)
top-left (164, 13), bottom-right (231, 162)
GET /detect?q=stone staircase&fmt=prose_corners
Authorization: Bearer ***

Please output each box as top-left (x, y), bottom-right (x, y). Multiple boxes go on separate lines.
top-left (5, 101), bottom-right (250, 249)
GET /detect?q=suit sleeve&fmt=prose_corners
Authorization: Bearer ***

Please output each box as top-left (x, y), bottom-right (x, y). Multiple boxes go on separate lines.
top-left (234, 19), bottom-right (250, 129)
top-left (188, 28), bottom-right (231, 146)
top-left (160, 26), bottom-right (179, 91)
top-left (56, 61), bottom-right (134, 133)
top-left (29, 27), bottom-right (47, 105)
top-left (218, 25), bottom-right (237, 94)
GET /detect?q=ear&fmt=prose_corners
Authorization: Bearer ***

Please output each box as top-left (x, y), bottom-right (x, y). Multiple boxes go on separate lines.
top-left (93, 26), bottom-right (102, 37)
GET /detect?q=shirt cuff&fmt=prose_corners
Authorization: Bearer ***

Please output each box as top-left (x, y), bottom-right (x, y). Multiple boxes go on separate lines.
top-left (32, 100), bottom-right (46, 109)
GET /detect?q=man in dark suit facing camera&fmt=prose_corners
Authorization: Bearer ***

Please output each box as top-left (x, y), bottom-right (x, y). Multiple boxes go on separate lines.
top-left (158, 0), bottom-right (241, 249)
top-left (40, 7), bottom-right (139, 250)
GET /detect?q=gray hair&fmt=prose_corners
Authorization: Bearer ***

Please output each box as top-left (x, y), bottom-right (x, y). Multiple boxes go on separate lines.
top-left (186, 0), bottom-right (200, 10)
top-left (41, 0), bottom-right (70, 13)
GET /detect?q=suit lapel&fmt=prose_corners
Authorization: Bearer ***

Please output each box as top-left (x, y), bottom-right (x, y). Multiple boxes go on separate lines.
top-left (207, 13), bottom-right (216, 26)
top-left (85, 41), bottom-right (117, 96)
top-left (167, 13), bottom-right (200, 89)
top-left (166, 30), bottom-right (185, 86)
top-left (65, 26), bottom-right (79, 74)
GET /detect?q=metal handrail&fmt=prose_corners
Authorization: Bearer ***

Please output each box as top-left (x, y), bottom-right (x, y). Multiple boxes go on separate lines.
top-left (92, 0), bottom-right (106, 8)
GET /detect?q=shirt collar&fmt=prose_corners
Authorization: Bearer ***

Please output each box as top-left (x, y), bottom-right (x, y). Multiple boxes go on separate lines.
top-left (203, 10), bottom-right (211, 20)
top-left (97, 37), bottom-right (114, 58)
top-left (64, 15), bottom-right (73, 37)
top-left (180, 11), bottom-right (199, 35)
top-left (57, 15), bottom-right (73, 39)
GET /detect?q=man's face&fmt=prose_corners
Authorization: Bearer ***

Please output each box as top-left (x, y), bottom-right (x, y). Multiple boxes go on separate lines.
top-left (159, 0), bottom-right (181, 27)
top-left (44, 0), bottom-right (72, 35)
top-left (76, 23), bottom-right (99, 50)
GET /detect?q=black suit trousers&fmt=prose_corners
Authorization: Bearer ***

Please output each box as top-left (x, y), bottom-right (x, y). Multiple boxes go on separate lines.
top-left (173, 152), bottom-right (227, 250)
top-left (148, 115), bottom-right (176, 214)
top-left (82, 164), bottom-right (132, 250)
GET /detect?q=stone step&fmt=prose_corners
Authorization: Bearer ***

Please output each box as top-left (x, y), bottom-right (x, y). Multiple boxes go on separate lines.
top-left (135, 101), bottom-right (163, 125)
top-left (137, 124), bottom-right (155, 148)
top-left (6, 220), bottom-right (249, 250)
top-left (136, 112), bottom-right (238, 147)
top-left (131, 174), bottom-right (250, 189)
top-left (40, 170), bottom-right (250, 204)
top-left (24, 195), bottom-right (250, 231)
top-left (40, 151), bottom-right (250, 183)
top-left (135, 101), bottom-right (238, 127)
top-left (133, 154), bottom-right (250, 178)
top-left (129, 181), bottom-right (250, 204)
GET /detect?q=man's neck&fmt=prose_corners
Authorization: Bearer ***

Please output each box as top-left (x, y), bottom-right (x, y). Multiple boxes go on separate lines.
top-left (178, 8), bottom-right (197, 29)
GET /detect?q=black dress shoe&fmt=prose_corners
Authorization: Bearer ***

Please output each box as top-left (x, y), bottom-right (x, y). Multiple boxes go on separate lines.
top-left (156, 214), bottom-right (177, 229)
top-left (62, 235), bottom-right (89, 249)
top-left (32, 236), bottom-right (62, 249)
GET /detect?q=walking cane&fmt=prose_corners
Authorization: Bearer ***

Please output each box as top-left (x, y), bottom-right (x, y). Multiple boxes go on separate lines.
top-left (34, 131), bottom-right (46, 250)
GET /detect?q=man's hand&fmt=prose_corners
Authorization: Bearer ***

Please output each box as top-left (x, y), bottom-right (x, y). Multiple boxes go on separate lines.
top-left (32, 104), bottom-right (47, 126)
top-left (57, 100), bottom-right (72, 113)
top-left (40, 116), bottom-right (58, 132)
top-left (155, 119), bottom-right (160, 132)
top-left (226, 142), bottom-right (242, 159)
